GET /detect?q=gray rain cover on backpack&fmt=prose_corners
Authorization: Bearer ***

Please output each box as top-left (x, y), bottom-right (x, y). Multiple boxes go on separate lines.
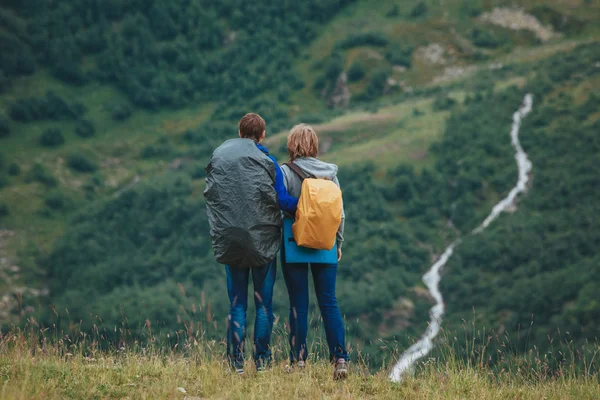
top-left (204, 138), bottom-right (282, 267)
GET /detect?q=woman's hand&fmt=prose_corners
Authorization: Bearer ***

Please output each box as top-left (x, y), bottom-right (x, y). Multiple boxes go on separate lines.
top-left (337, 247), bottom-right (342, 262)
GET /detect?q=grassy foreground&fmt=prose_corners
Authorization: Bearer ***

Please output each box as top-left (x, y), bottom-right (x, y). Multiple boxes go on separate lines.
top-left (1, 333), bottom-right (599, 399)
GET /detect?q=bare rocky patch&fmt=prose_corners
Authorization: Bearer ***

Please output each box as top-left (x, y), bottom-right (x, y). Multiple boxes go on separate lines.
top-left (479, 8), bottom-right (557, 42)
top-left (414, 43), bottom-right (447, 65)
top-left (0, 230), bottom-right (46, 323)
top-left (326, 72), bottom-right (351, 108)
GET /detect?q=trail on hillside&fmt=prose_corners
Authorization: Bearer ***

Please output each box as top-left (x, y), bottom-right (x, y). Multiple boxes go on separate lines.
top-left (390, 94), bottom-right (534, 382)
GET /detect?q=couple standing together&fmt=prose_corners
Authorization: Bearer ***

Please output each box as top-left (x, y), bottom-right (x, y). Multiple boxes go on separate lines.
top-left (204, 113), bottom-right (348, 380)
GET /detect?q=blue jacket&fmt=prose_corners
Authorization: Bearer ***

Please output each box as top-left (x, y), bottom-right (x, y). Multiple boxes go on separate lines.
top-left (256, 143), bottom-right (298, 214)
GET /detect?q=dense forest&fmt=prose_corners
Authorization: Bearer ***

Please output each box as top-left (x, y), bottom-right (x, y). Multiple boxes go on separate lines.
top-left (1, 0), bottom-right (599, 369)
top-left (1, 0), bottom-right (356, 128)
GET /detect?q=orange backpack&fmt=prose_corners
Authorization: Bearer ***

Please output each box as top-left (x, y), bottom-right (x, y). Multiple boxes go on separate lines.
top-left (285, 162), bottom-right (343, 250)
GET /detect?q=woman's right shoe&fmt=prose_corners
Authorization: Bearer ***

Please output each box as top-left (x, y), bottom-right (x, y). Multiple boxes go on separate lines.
top-left (333, 359), bottom-right (348, 380)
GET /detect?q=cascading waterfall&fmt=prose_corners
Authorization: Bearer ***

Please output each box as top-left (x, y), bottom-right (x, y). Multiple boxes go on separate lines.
top-left (390, 94), bottom-right (534, 383)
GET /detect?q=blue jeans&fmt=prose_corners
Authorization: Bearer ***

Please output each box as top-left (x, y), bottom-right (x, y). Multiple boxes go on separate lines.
top-left (281, 251), bottom-right (349, 363)
top-left (225, 260), bottom-right (276, 369)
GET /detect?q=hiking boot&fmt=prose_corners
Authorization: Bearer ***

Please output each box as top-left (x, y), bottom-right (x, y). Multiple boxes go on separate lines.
top-left (333, 359), bottom-right (348, 381)
top-left (234, 367), bottom-right (245, 376)
top-left (256, 358), bottom-right (271, 374)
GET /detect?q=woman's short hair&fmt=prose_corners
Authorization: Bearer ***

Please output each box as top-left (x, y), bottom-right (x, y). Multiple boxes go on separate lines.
top-left (287, 123), bottom-right (319, 161)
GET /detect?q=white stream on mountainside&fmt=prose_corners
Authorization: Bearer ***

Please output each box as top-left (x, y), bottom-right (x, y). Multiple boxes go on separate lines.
top-left (390, 94), bottom-right (534, 382)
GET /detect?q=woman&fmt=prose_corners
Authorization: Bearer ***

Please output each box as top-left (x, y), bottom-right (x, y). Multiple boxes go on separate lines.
top-left (280, 123), bottom-right (349, 380)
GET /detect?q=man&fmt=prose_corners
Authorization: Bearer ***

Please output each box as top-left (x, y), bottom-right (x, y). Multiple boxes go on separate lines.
top-left (204, 113), bottom-right (297, 374)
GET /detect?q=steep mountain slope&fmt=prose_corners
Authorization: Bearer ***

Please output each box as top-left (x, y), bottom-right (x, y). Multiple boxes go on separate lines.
top-left (1, 0), bottom-right (599, 368)
top-left (441, 44), bottom-right (600, 353)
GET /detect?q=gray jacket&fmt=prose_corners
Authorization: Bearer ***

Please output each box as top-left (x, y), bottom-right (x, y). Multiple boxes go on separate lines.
top-left (280, 157), bottom-right (345, 249)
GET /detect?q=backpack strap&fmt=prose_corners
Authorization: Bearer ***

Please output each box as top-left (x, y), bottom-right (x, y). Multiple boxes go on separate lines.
top-left (284, 162), bottom-right (314, 181)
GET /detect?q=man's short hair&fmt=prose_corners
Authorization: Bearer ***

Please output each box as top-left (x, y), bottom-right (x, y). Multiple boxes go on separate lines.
top-left (239, 113), bottom-right (266, 142)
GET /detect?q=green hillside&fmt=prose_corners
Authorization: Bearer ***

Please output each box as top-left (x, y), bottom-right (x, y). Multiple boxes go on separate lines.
top-left (1, 0), bottom-right (599, 372)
